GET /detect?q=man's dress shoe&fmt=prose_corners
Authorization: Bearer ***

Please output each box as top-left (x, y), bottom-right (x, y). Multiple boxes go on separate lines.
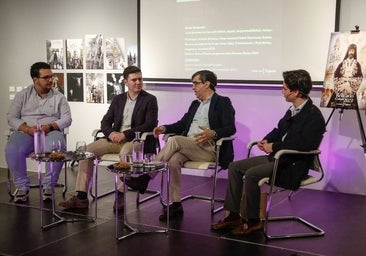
top-left (231, 221), bottom-right (263, 235)
top-left (124, 174), bottom-right (151, 194)
top-left (159, 203), bottom-right (184, 221)
top-left (211, 216), bottom-right (241, 230)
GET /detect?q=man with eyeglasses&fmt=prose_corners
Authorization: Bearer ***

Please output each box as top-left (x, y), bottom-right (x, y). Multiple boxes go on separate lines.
top-left (124, 69), bottom-right (236, 220)
top-left (6, 62), bottom-right (72, 203)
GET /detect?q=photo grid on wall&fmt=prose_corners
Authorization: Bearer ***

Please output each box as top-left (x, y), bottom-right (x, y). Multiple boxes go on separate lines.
top-left (46, 34), bottom-right (138, 104)
top-left (321, 31), bottom-right (366, 110)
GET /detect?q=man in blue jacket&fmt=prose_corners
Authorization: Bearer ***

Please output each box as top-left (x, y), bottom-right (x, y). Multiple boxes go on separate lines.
top-left (125, 70), bottom-right (236, 220)
top-left (211, 69), bottom-right (326, 235)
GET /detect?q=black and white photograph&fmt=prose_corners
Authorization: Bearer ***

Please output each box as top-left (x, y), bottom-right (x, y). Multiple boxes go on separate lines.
top-left (85, 72), bottom-right (104, 103)
top-left (67, 72), bottom-right (84, 102)
top-left (66, 39), bottom-right (83, 69)
top-left (105, 37), bottom-right (126, 70)
top-left (85, 34), bottom-right (104, 69)
top-left (46, 39), bottom-right (64, 69)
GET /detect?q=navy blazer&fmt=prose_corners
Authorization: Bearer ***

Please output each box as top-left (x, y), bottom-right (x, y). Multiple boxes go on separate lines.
top-left (263, 98), bottom-right (326, 189)
top-left (163, 93), bottom-right (236, 169)
top-left (100, 90), bottom-right (158, 153)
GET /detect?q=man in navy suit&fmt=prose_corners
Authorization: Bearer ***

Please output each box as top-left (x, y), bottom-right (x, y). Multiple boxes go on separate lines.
top-left (211, 69), bottom-right (326, 235)
top-left (59, 66), bottom-right (158, 211)
top-left (126, 70), bottom-right (236, 220)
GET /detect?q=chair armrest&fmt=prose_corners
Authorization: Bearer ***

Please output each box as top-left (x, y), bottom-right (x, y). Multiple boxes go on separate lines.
top-left (162, 133), bottom-right (176, 143)
top-left (63, 127), bottom-right (69, 135)
top-left (141, 131), bottom-right (154, 141)
top-left (274, 149), bottom-right (321, 160)
top-left (4, 128), bottom-right (13, 137)
top-left (247, 141), bottom-right (259, 150)
top-left (92, 129), bottom-right (105, 141)
top-left (215, 135), bottom-right (236, 146)
top-left (247, 141), bottom-right (259, 158)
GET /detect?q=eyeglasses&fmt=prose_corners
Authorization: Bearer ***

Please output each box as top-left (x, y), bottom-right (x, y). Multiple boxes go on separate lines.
top-left (38, 75), bottom-right (54, 80)
top-left (192, 81), bottom-right (204, 86)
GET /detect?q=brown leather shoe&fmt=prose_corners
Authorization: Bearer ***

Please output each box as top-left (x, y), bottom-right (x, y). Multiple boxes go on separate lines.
top-left (113, 193), bottom-right (124, 211)
top-left (231, 221), bottom-right (263, 235)
top-left (58, 196), bottom-right (89, 209)
top-left (211, 216), bottom-right (241, 230)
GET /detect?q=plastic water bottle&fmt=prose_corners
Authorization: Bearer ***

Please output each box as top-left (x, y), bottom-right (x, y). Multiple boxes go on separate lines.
top-left (34, 122), bottom-right (46, 158)
top-left (132, 131), bottom-right (144, 167)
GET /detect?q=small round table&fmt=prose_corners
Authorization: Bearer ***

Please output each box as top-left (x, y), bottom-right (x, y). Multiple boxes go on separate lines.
top-left (107, 161), bottom-right (169, 240)
top-left (31, 151), bottom-right (98, 229)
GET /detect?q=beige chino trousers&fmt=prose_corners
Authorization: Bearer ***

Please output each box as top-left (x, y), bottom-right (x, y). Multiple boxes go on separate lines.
top-left (76, 138), bottom-right (133, 193)
top-left (156, 136), bottom-right (215, 202)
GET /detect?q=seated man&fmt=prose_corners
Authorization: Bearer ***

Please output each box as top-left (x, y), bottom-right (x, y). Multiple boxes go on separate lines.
top-left (59, 66), bottom-right (158, 211)
top-left (211, 69), bottom-right (326, 235)
top-left (125, 70), bottom-right (236, 220)
top-left (6, 61), bottom-right (72, 203)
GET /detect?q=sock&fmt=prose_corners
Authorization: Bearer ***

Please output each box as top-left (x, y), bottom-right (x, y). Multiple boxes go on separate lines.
top-left (172, 202), bottom-right (182, 208)
top-left (226, 212), bottom-right (240, 221)
top-left (248, 218), bottom-right (260, 225)
top-left (76, 191), bottom-right (87, 200)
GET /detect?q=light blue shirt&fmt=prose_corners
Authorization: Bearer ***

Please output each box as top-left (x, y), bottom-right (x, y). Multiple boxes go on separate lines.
top-left (289, 99), bottom-right (308, 117)
top-left (7, 84), bottom-right (72, 131)
top-left (282, 99), bottom-right (308, 141)
top-left (187, 94), bottom-right (213, 136)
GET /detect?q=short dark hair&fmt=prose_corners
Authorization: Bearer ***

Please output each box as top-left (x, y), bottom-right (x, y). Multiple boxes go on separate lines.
top-left (191, 70), bottom-right (217, 91)
top-left (30, 62), bottom-right (51, 79)
top-left (282, 69), bottom-right (312, 98)
top-left (123, 66), bottom-right (142, 79)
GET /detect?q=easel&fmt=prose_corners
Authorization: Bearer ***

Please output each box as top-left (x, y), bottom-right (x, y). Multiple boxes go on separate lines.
top-left (325, 25), bottom-right (366, 155)
top-left (325, 107), bottom-right (366, 155)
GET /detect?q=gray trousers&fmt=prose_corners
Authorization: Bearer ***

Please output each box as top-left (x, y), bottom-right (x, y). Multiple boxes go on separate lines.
top-left (224, 155), bottom-right (274, 219)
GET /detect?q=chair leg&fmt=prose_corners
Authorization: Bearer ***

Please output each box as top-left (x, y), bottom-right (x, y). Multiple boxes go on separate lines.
top-left (263, 189), bottom-right (324, 239)
top-left (264, 216), bottom-right (325, 240)
top-left (7, 168), bottom-right (15, 198)
top-left (180, 167), bottom-right (225, 215)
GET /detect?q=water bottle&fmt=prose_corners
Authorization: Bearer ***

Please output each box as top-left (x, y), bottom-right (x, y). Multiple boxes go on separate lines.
top-left (132, 131), bottom-right (144, 167)
top-left (34, 122), bottom-right (46, 158)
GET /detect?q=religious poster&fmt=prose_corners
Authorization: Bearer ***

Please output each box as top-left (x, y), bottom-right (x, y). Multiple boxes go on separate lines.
top-left (106, 73), bottom-right (124, 103)
top-left (66, 39), bottom-right (83, 69)
top-left (46, 39), bottom-right (64, 69)
top-left (127, 45), bottom-right (138, 66)
top-left (85, 34), bottom-right (104, 69)
top-left (52, 73), bottom-right (65, 95)
top-left (105, 37), bottom-right (126, 70)
top-left (321, 31), bottom-right (366, 110)
top-left (67, 73), bottom-right (84, 102)
top-left (85, 72), bottom-right (105, 103)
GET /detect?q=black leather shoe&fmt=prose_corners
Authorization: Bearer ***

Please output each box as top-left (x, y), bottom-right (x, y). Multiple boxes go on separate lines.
top-left (124, 174), bottom-right (151, 194)
top-left (159, 203), bottom-right (184, 221)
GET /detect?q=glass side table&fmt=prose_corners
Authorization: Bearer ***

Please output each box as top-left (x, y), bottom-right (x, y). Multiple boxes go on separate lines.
top-left (107, 162), bottom-right (169, 240)
top-left (31, 151), bottom-right (98, 229)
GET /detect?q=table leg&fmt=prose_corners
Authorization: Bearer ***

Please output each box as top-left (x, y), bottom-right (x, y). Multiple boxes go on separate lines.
top-left (39, 159), bottom-right (97, 229)
top-left (115, 167), bottom-right (169, 240)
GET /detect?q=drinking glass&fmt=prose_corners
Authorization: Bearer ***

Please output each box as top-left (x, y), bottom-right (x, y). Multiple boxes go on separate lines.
top-left (144, 153), bottom-right (156, 164)
top-left (51, 139), bottom-right (62, 152)
top-left (76, 141), bottom-right (86, 155)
